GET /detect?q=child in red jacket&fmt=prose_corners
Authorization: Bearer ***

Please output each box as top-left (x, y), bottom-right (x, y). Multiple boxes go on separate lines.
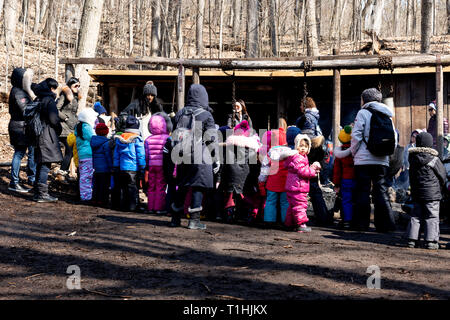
top-left (332, 125), bottom-right (355, 229)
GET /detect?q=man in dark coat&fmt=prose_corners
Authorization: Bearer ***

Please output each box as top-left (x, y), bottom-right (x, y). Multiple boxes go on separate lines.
top-left (170, 84), bottom-right (219, 230)
top-left (32, 78), bottom-right (63, 203)
top-left (122, 81), bottom-right (163, 117)
top-left (7, 68), bottom-right (37, 193)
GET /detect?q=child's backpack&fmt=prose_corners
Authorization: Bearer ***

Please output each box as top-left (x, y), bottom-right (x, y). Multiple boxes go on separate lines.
top-left (172, 107), bottom-right (206, 156)
top-left (23, 99), bottom-right (43, 147)
top-left (363, 107), bottom-right (396, 156)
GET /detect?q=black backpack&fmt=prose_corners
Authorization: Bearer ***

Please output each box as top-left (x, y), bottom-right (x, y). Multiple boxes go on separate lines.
top-left (23, 99), bottom-right (43, 147)
top-left (363, 107), bottom-right (396, 156)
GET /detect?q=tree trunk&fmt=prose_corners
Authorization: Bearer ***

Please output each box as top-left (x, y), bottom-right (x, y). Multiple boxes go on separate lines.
top-left (218, 0), bottom-right (225, 58)
top-left (393, 0), bottom-right (400, 36)
top-left (176, 0), bottom-right (183, 57)
top-left (268, 0), bottom-right (278, 56)
top-left (75, 0), bottom-right (105, 110)
top-left (128, 0), bottom-right (134, 55)
top-left (246, 0), bottom-right (259, 58)
top-left (33, 0), bottom-right (41, 34)
top-left (305, 0), bottom-right (319, 56)
top-left (232, 0), bottom-right (241, 40)
top-left (43, 0), bottom-right (56, 38)
top-left (160, 0), bottom-right (171, 58)
top-left (0, 0), bottom-right (4, 22)
top-left (361, 0), bottom-right (374, 34)
top-left (315, 0), bottom-right (321, 41)
top-left (54, 0), bottom-right (66, 79)
top-left (447, 0), bottom-right (450, 34)
top-left (3, 0), bottom-right (19, 49)
top-left (338, 0), bottom-right (348, 43)
top-left (21, 0), bottom-right (29, 68)
top-left (421, 0), bottom-right (433, 53)
top-left (329, 0), bottom-right (340, 41)
top-left (151, 0), bottom-right (161, 57)
top-left (196, 0), bottom-right (205, 56)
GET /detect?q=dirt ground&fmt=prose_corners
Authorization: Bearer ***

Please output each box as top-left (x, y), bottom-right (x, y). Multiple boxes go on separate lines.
top-left (0, 167), bottom-right (449, 300)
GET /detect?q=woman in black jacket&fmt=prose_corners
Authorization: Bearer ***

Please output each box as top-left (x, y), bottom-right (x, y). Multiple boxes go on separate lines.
top-left (32, 78), bottom-right (63, 203)
top-left (226, 99), bottom-right (253, 129)
top-left (7, 68), bottom-right (37, 193)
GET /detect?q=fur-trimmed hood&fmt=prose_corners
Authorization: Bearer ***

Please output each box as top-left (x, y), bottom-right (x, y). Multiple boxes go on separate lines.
top-left (408, 146), bottom-right (439, 157)
top-left (294, 134), bottom-right (312, 153)
top-left (77, 107), bottom-right (98, 129)
top-left (268, 146), bottom-right (298, 161)
top-left (310, 134), bottom-right (324, 149)
top-left (334, 145), bottom-right (352, 159)
top-left (226, 133), bottom-right (261, 151)
top-left (115, 132), bottom-right (142, 144)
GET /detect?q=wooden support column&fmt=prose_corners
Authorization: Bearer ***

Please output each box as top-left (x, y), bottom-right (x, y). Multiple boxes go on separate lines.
top-left (109, 86), bottom-right (119, 115)
top-left (436, 59), bottom-right (444, 157)
top-left (193, 67), bottom-right (200, 84)
top-left (177, 65), bottom-right (185, 111)
top-left (332, 49), bottom-right (341, 148)
top-left (65, 64), bottom-right (75, 83)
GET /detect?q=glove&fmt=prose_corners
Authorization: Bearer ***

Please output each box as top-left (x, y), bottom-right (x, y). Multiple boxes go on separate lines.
top-left (258, 182), bottom-right (267, 197)
top-left (213, 161), bottom-right (220, 175)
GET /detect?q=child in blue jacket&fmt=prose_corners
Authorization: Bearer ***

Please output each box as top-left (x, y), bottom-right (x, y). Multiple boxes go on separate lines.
top-left (113, 115), bottom-right (146, 212)
top-left (91, 123), bottom-right (113, 207)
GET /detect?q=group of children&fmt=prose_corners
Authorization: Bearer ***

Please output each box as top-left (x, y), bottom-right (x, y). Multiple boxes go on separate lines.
top-left (65, 100), bottom-right (449, 249)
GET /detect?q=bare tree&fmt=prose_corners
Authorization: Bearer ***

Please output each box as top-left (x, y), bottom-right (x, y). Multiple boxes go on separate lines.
top-left (160, 0), bottom-right (171, 58)
top-left (129, 0), bottom-right (134, 55)
top-left (268, 0), bottom-right (278, 56)
top-left (55, 0), bottom-right (66, 79)
top-left (246, 0), bottom-right (260, 57)
top-left (196, 0), bottom-right (205, 56)
top-left (393, 0), bottom-right (400, 36)
top-left (329, 0), bottom-right (341, 41)
top-left (151, 0), bottom-right (161, 56)
top-left (176, 0), bottom-right (183, 57)
top-left (218, 0), bottom-right (225, 58)
top-left (3, 0), bottom-right (19, 49)
top-left (421, 0), bottom-right (433, 53)
top-left (447, 0), bottom-right (450, 34)
top-left (232, 0), bottom-right (241, 41)
top-left (0, 0), bottom-right (4, 22)
top-left (75, 0), bottom-right (105, 110)
top-left (21, 0), bottom-right (29, 67)
top-left (315, 0), bottom-right (321, 40)
top-left (43, 0), bottom-right (56, 38)
top-left (305, 0), bottom-right (319, 56)
top-left (33, 0), bottom-right (41, 34)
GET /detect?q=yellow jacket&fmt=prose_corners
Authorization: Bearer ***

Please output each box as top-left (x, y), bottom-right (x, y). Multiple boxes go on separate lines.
top-left (67, 132), bottom-right (79, 167)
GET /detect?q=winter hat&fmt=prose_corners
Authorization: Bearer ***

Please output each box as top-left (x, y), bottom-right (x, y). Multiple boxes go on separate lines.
top-left (338, 125), bottom-right (352, 144)
top-left (143, 81), bottom-right (157, 97)
top-left (93, 101), bottom-right (107, 115)
top-left (361, 88), bottom-right (382, 104)
top-left (286, 126), bottom-right (302, 150)
top-left (95, 123), bottom-right (109, 136)
top-left (415, 132), bottom-right (434, 148)
top-left (77, 107), bottom-right (98, 129)
top-left (428, 101), bottom-right (436, 111)
top-left (294, 134), bottom-right (312, 154)
top-left (125, 115), bottom-right (140, 130)
top-left (234, 120), bottom-right (251, 136)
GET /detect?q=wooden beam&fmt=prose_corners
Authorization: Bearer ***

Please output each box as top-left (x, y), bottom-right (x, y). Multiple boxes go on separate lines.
top-left (177, 65), bottom-right (185, 111)
top-left (332, 49), bottom-right (341, 149)
top-left (436, 61), bottom-right (444, 157)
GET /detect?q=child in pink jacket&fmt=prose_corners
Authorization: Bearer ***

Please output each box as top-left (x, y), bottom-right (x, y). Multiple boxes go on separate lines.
top-left (271, 134), bottom-right (321, 232)
top-left (144, 112), bottom-right (172, 214)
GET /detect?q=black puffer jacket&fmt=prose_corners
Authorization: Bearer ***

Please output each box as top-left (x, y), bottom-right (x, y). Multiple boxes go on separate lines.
top-left (122, 96), bottom-right (163, 117)
top-left (408, 147), bottom-right (447, 202)
top-left (173, 84), bottom-right (217, 189)
top-left (56, 86), bottom-right (79, 137)
top-left (33, 81), bottom-right (63, 164)
top-left (8, 68), bottom-right (32, 147)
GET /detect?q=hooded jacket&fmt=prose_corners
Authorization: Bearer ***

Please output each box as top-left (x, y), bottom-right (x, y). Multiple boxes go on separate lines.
top-left (8, 68), bottom-right (34, 146)
top-left (75, 108), bottom-right (98, 160)
top-left (408, 146), bottom-right (447, 202)
top-left (32, 80), bottom-right (63, 164)
top-left (113, 131), bottom-right (146, 172)
top-left (144, 112), bottom-right (172, 167)
top-left (173, 84), bottom-right (217, 189)
top-left (351, 101), bottom-right (397, 166)
top-left (295, 108), bottom-right (322, 137)
top-left (91, 135), bottom-right (113, 173)
top-left (56, 85), bottom-right (79, 137)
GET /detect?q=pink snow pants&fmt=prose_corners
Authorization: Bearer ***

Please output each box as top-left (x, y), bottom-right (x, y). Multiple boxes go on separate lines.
top-left (285, 191), bottom-right (309, 227)
top-left (147, 166), bottom-right (166, 211)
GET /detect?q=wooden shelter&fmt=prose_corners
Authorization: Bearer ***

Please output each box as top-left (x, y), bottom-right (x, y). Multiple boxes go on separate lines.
top-left (61, 54), bottom-right (450, 156)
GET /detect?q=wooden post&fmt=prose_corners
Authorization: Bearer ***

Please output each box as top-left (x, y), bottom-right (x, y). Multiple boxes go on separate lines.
top-left (436, 60), bottom-right (444, 158)
top-left (332, 49), bottom-right (341, 149)
top-left (193, 67), bottom-right (200, 84)
top-left (177, 64), bottom-right (185, 111)
top-left (109, 86), bottom-right (119, 115)
top-left (65, 63), bottom-right (75, 83)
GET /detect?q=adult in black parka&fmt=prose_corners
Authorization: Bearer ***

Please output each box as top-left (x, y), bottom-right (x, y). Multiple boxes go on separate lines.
top-left (7, 67), bottom-right (37, 193)
top-left (32, 78), bottom-right (63, 203)
top-left (170, 84), bottom-right (219, 230)
top-left (122, 81), bottom-right (163, 117)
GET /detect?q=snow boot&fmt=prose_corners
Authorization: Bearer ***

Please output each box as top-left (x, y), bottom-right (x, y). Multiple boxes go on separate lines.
top-left (187, 207), bottom-right (206, 230)
top-left (34, 183), bottom-right (58, 203)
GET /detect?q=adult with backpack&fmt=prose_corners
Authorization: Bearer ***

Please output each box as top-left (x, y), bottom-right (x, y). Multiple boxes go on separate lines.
top-left (31, 78), bottom-right (63, 203)
top-left (350, 88), bottom-right (397, 232)
top-left (169, 84), bottom-right (219, 230)
top-left (7, 67), bottom-right (37, 193)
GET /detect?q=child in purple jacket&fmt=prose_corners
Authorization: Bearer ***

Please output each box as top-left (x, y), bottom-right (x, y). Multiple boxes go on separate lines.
top-left (270, 134), bottom-right (321, 232)
top-left (144, 112), bottom-right (172, 214)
